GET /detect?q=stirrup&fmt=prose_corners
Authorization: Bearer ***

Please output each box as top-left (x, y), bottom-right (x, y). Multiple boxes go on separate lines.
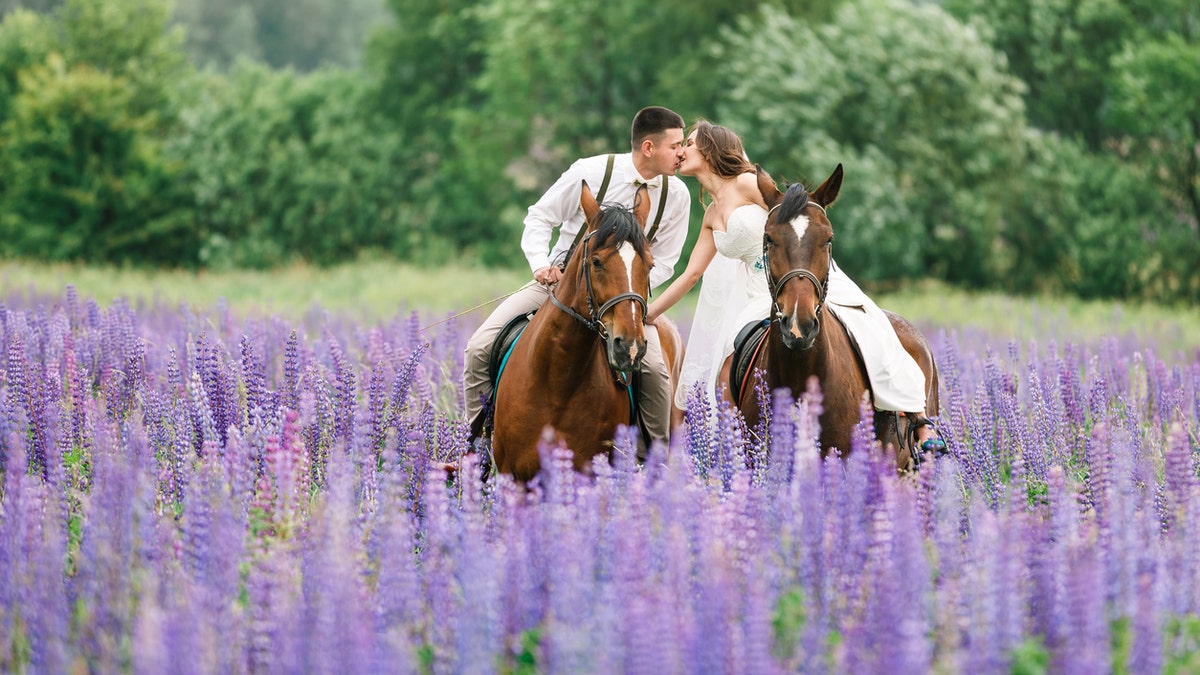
top-left (907, 415), bottom-right (947, 458)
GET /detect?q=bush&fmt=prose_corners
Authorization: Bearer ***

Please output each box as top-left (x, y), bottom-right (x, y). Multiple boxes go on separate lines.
top-left (0, 56), bottom-right (196, 265)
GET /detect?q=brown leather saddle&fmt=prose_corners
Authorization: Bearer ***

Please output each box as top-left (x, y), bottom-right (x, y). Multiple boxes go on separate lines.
top-left (728, 318), bottom-right (771, 407)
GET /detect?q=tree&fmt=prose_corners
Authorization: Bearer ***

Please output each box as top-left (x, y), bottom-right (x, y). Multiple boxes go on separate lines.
top-left (0, 0), bottom-right (198, 266)
top-left (0, 56), bottom-right (195, 264)
top-left (712, 0), bottom-right (1029, 287)
top-left (0, 9), bottom-right (54, 126)
top-left (1109, 34), bottom-right (1200, 234)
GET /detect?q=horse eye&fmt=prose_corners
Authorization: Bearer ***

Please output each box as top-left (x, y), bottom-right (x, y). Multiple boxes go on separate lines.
top-left (764, 234), bottom-right (774, 247)
top-left (591, 257), bottom-right (602, 268)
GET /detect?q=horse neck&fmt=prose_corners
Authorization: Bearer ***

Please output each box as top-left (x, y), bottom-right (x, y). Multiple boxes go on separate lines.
top-left (766, 313), bottom-right (836, 379)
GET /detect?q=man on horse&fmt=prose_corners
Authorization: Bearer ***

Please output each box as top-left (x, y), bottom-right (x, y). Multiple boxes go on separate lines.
top-left (463, 106), bottom-right (692, 449)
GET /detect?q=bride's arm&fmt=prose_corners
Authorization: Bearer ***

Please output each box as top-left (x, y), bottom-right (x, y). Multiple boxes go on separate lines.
top-left (646, 225), bottom-right (716, 324)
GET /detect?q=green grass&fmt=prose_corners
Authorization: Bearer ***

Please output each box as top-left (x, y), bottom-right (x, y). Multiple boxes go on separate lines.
top-left (2, 259), bottom-right (1198, 355)
top-left (0, 258), bottom-right (531, 323)
top-left (882, 281), bottom-right (1200, 357)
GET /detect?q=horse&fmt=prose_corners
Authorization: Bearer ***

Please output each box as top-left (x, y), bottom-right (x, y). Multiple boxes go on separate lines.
top-left (734, 164), bottom-right (940, 472)
top-left (492, 182), bottom-right (682, 481)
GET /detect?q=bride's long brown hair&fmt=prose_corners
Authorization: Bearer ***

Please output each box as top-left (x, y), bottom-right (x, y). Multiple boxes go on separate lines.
top-left (689, 119), bottom-right (755, 206)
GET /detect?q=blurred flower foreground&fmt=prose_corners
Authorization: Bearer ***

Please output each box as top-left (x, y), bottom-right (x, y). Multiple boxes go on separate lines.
top-left (1, 287), bottom-right (1199, 674)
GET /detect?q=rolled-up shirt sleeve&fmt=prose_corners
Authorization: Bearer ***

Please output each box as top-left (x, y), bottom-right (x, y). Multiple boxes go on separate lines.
top-left (521, 160), bottom-right (586, 274)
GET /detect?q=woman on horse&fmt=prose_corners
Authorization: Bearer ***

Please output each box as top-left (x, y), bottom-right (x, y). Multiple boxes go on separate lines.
top-left (646, 120), bottom-right (945, 455)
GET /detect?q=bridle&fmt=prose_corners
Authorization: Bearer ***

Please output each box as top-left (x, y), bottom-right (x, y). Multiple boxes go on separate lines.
top-left (764, 201), bottom-right (830, 322)
top-left (549, 231), bottom-right (648, 340)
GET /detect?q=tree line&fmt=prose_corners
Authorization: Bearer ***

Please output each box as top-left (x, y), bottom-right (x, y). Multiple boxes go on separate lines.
top-left (0, 0), bottom-right (1196, 303)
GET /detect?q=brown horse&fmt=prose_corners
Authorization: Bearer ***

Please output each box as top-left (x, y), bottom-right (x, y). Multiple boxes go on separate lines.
top-left (736, 164), bottom-right (940, 471)
top-left (493, 182), bottom-right (680, 481)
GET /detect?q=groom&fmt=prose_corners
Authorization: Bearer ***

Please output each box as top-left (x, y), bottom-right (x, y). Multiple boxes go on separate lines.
top-left (463, 105), bottom-right (693, 448)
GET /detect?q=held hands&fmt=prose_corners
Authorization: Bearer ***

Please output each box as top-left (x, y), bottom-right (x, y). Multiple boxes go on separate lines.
top-left (534, 266), bottom-right (563, 286)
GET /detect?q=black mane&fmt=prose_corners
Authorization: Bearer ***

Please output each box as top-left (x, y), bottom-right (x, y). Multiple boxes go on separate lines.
top-left (562, 202), bottom-right (650, 265)
top-left (774, 183), bottom-right (812, 224)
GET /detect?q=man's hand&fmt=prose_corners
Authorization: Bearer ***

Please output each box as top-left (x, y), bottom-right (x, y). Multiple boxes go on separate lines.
top-left (534, 266), bottom-right (563, 286)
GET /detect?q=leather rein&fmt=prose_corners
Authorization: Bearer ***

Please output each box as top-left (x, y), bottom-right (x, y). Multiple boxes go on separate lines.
top-left (764, 201), bottom-right (830, 322)
top-left (549, 231), bottom-right (648, 340)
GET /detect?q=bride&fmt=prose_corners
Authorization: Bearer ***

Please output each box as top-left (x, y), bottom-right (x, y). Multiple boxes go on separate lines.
top-left (645, 120), bottom-right (772, 427)
top-left (647, 120), bottom-right (944, 453)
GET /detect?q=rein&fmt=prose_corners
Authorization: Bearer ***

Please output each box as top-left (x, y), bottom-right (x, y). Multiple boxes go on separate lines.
top-left (549, 231), bottom-right (648, 340)
top-left (764, 201), bottom-right (830, 321)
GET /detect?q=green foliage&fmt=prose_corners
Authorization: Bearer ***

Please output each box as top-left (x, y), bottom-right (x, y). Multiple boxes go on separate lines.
top-left (171, 0), bottom-right (389, 71)
top-left (715, 0), bottom-right (1028, 286)
top-left (166, 62), bottom-right (416, 268)
top-left (0, 0), bottom-right (1196, 303)
top-left (0, 9), bottom-right (54, 125)
top-left (0, 0), bottom-right (197, 267)
top-left (1009, 635), bottom-right (1050, 674)
top-left (0, 55), bottom-right (195, 265)
top-left (1109, 33), bottom-right (1200, 236)
top-left (58, 0), bottom-right (188, 117)
top-left (507, 627), bottom-right (541, 674)
top-left (771, 586), bottom-right (806, 661)
top-left (1166, 614), bottom-right (1200, 674)
top-left (942, 0), bottom-right (1133, 149)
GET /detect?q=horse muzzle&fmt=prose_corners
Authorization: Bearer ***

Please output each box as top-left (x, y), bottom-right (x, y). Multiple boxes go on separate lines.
top-left (778, 314), bottom-right (819, 351)
top-left (607, 334), bottom-right (647, 373)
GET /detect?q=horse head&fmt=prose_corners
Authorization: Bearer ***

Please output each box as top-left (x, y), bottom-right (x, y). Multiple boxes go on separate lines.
top-left (565, 181), bottom-right (653, 373)
top-left (758, 163), bottom-right (843, 350)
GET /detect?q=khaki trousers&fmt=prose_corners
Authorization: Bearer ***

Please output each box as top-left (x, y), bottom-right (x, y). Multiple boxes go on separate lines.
top-left (463, 283), bottom-right (671, 444)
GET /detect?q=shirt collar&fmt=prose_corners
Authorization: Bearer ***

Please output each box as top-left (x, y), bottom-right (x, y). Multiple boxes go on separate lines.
top-left (631, 174), bottom-right (662, 189)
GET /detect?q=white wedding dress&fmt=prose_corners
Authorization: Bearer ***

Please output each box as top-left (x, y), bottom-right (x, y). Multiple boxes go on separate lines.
top-left (675, 204), bottom-right (772, 409)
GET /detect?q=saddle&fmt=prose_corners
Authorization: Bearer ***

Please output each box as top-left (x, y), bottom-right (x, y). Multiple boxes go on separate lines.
top-left (728, 318), bottom-right (771, 407)
top-left (488, 311), bottom-right (533, 389)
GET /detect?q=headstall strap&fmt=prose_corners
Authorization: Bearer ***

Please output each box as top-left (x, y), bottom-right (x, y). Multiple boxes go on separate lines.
top-left (551, 230), bottom-right (649, 335)
top-left (764, 201), bottom-right (831, 319)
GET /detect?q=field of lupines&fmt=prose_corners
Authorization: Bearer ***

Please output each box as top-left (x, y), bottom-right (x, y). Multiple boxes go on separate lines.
top-left (2, 285), bottom-right (1199, 674)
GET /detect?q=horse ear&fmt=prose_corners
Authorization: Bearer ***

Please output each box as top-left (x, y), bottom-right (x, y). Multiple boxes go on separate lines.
top-left (755, 164), bottom-right (784, 209)
top-left (812, 163), bottom-right (843, 209)
top-left (580, 180), bottom-right (601, 229)
top-left (632, 184), bottom-right (651, 226)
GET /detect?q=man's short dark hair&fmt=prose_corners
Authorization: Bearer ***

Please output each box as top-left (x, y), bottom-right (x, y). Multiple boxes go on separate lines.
top-left (631, 106), bottom-right (684, 148)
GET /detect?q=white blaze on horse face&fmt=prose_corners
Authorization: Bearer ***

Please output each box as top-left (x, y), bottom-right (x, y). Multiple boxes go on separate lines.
top-left (624, 239), bottom-right (643, 360)
top-left (785, 214), bottom-right (812, 335)
top-left (618, 242), bottom-right (641, 322)
top-left (618, 242), bottom-right (637, 291)
top-left (789, 214), bottom-right (811, 241)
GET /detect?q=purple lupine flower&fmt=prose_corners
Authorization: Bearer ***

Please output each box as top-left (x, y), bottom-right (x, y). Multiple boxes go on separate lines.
top-left (715, 396), bottom-right (747, 491)
top-left (683, 382), bottom-right (714, 478)
top-left (1160, 422), bottom-right (1194, 535)
top-left (763, 387), bottom-right (796, 490)
top-left (747, 372), bottom-right (772, 484)
top-left (283, 329), bottom-right (301, 412)
top-left (240, 334), bottom-right (268, 421)
top-left (327, 334), bottom-right (357, 449)
top-left (1056, 543), bottom-right (1109, 674)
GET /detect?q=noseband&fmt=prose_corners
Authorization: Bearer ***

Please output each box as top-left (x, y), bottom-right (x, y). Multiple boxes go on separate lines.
top-left (764, 201), bottom-right (830, 321)
top-left (550, 231), bottom-right (648, 339)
